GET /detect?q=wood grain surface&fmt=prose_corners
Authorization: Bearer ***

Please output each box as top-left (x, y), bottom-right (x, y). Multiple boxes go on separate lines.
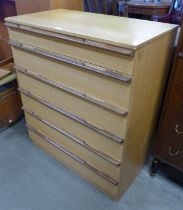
top-left (5, 9), bottom-right (178, 49)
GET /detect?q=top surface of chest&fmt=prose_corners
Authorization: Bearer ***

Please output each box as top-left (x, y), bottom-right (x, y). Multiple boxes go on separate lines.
top-left (5, 9), bottom-right (178, 49)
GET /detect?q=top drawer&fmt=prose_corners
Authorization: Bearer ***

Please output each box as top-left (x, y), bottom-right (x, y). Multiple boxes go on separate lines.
top-left (8, 27), bottom-right (135, 76)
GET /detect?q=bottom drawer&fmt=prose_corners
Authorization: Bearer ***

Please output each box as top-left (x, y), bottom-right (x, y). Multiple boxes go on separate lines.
top-left (25, 113), bottom-right (120, 180)
top-left (28, 130), bottom-right (120, 199)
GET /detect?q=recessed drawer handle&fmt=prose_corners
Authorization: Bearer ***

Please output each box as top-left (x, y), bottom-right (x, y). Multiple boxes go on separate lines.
top-left (175, 124), bottom-right (183, 135)
top-left (168, 147), bottom-right (180, 157)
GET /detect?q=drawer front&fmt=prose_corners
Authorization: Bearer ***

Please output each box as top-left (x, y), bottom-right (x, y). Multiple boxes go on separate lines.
top-left (9, 27), bottom-right (135, 76)
top-left (21, 94), bottom-right (124, 161)
top-left (29, 130), bottom-right (120, 198)
top-left (25, 113), bottom-right (120, 180)
top-left (17, 72), bottom-right (128, 138)
top-left (12, 47), bottom-right (132, 110)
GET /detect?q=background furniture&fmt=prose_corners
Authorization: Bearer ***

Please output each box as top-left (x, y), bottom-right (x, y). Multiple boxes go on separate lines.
top-left (151, 21), bottom-right (183, 180)
top-left (6, 9), bottom-right (177, 200)
top-left (84, 0), bottom-right (171, 19)
top-left (84, 0), bottom-right (117, 15)
top-left (153, 0), bottom-right (183, 25)
top-left (0, 58), bottom-right (22, 128)
top-left (0, 21), bottom-right (12, 61)
top-left (15, 0), bottom-right (83, 15)
top-left (128, 0), bottom-right (171, 19)
top-left (0, 0), bottom-right (83, 61)
top-left (84, 0), bottom-right (128, 16)
top-left (0, 0), bottom-right (16, 61)
top-left (0, 0), bottom-right (82, 128)
top-left (0, 0), bottom-right (21, 128)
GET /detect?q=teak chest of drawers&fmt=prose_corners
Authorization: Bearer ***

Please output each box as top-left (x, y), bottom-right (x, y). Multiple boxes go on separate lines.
top-left (5, 9), bottom-right (178, 200)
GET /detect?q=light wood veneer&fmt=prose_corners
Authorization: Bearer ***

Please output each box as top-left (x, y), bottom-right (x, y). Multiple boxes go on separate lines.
top-left (6, 9), bottom-right (178, 200)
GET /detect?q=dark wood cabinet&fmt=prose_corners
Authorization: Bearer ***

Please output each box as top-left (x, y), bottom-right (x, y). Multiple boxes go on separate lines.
top-left (151, 22), bottom-right (183, 177)
top-left (158, 86), bottom-right (183, 168)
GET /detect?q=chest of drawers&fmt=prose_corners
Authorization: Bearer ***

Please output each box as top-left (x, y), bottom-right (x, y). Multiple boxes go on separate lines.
top-left (5, 9), bottom-right (178, 200)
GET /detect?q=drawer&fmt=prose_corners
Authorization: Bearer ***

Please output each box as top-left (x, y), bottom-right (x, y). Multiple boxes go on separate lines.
top-left (21, 94), bottom-right (124, 161)
top-left (25, 113), bottom-right (121, 180)
top-left (12, 47), bottom-right (132, 110)
top-left (17, 71), bottom-right (128, 139)
top-left (16, 67), bottom-right (128, 116)
top-left (29, 130), bottom-right (120, 199)
top-left (8, 27), bottom-right (135, 76)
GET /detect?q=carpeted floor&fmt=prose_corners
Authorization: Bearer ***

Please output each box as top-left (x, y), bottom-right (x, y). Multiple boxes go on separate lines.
top-left (0, 118), bottom-right (183, 210)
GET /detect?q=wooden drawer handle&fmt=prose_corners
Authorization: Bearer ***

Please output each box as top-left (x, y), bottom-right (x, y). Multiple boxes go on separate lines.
top-left (18, 87), bottom-right (125, 143)
top-left (15, 66), bottom-right (128, 116)
top-left (27, 124), bottom-right (119, 185)
top-left (9, 40), bottom-right (132, 83)
top-left (19, 87), bottom-right (124, 143)
top-left (23, 106), bottom-right (121, 166)
top-left (6, 22), bottom-right (135, 57)
top-left (175, 124), bottom-right (183, 135)
top-left (168, 147), bottom-right (180, 157)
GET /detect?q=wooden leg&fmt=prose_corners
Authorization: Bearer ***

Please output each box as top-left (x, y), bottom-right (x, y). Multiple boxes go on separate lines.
top-left (150, 158), bottom-right (159, 176)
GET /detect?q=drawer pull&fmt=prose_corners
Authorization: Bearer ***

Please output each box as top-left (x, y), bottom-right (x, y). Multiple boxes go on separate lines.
top-left (175, 124), bottom-right (183, 135)
top-left (27, 124), bottom-right (119, 185)
top-left (23, 106), bottom-right (121, 166)
top-left (6, 22), bottom-right (135, 57)
top-left (9, 40), bottom-right (132, 83)
top-left (15, 66), bottom-right (128, 116)
top-left (19, 87), bottom-right (124, 143)
top-left (168, 147), bottom-right (180, 157)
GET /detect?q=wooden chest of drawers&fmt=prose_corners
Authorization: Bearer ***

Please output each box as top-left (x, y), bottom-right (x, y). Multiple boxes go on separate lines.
top-left (5, 9), bottom-right (178, 200)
